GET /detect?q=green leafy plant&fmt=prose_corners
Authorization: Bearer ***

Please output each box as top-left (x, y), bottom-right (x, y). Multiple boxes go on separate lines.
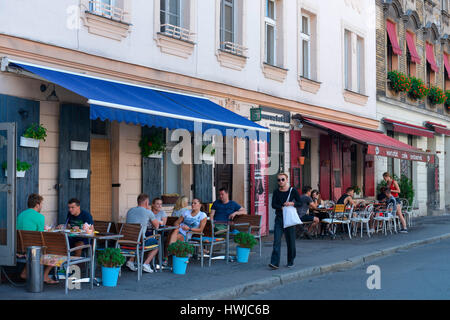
top-left (408, 77), bottom-right (429, 100)
top-left (168, 240), bottom-right (194, 258)
top-left (2, 160), bottom-right (32, 172)
top-left (387, 71), bottom-right (411, 93)
top-left (352, 185), bottom-right (361, 195)
top-left (202, 144), bottom-right (216, 156)
top-left (97, 248), bottom-right (125, 268)
top-left (23, 123), bottom-right (47, 141)
top-left (376, 174), bottom-right (414, 205)
top-left (428, 86), bottom-right (447, 105)
top-left (139, 131), bottom-right (166, 157)
top-left (445, 90), bottom-right (450, 108)
top-left (234, 232), bottom-right (257, 249)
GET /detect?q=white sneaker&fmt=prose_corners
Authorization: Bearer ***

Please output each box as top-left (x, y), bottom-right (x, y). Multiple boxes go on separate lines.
top-left (142, 264), bottom-right (154, 273)
top-left (369, 228), bottom-right (375, 234)
top-left (126, 261), bottom-right (137, 272)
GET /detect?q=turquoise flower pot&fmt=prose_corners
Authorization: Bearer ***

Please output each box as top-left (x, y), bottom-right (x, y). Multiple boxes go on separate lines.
top-left (236, 246), bottom-right (251, 263)
top-left (173, 256), bottom-right (189, 275)
top-left (101, 266), bottom-right (120, 287)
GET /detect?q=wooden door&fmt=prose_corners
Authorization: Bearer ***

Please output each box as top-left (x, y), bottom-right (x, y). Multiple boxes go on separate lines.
top-left (90, 138), bottom-right (112, 221)
top-left (331, 137), bottom-right (342, 201)
top-left (342, 140), bottom-right (352, 192)
top-left (142, 126), bottom-right (164, 201)
top-left (290, 130), bottom-right (302, 191)
top-left (215, 137), bottom-right (233, 199)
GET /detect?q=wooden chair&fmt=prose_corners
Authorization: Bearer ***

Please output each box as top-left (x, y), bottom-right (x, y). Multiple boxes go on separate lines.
top-left (93, 220), bottom-right (112, 248)
top-left (232, 215), bottom-right (262, 256)
top-left (116, 223), bottom-right (160, 280)
top-left (41, 232), bottom-right (92, 294)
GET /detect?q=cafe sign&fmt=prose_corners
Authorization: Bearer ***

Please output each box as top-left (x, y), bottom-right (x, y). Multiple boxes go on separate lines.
top-left (367, 145), bottom-right (434, 163)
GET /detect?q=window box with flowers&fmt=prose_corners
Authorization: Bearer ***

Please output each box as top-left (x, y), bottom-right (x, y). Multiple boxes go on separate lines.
top-left (445, 90), bottom-right (450, 109)
top-left (387, 71), bottom-right (411, 93)
top-left (139, 132), bottom-right (166, 158)
top-left (408, 77), bottom-right (429, 101)
top-left (427, 86), bottom-right (447, 106)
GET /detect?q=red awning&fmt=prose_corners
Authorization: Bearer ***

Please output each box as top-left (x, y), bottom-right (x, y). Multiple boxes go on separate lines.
top-left (406, 31), bottom-right (421, 64)
top-left (425, 121), bottom-right (450, 136)
top-left (386, 20), bottom-right (402, 55)
top-left (383, 118), bottom-right (435, 138)
top-left (426, 42), bottom-right (439, 73)
top-left (444, 53), bottom-right (450, 77)
top-left (303, 117), bottom-right (434, 163)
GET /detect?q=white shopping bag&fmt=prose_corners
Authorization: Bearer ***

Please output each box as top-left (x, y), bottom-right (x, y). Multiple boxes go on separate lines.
top-left (282, 187), bottom-right (303, 228)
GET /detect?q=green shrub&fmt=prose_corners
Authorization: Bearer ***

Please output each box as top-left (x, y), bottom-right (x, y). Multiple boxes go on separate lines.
top-left (376, 173), bottom-right (414, 205)
top-left (2, 160), bottom-right (32, 172)
top-left (168, 240), bottom-right (194, 258)
top-left (234, 232), bottom-right (257, 249)
top-left (97, 248), bottom-right (125, 268)
top-left (23, 123), bottom-right (47, 141)
top-left (139, 131), bottom-right (166, 157)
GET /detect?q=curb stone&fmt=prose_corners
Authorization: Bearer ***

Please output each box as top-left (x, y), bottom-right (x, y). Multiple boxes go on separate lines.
top-left (193, 232), bottom-right (450, 300)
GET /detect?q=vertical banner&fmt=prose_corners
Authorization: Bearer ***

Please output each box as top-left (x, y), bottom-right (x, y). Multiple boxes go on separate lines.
top-left (250, 140), bottom-right (269, 236)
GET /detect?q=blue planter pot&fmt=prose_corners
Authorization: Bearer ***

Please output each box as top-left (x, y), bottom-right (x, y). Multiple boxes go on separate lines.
top-left (173, 256), bottom-right (189, 275)
top-left (101, 266), bottom-right (120, 287)
top-left (236, 246), bottom-right (251, 263)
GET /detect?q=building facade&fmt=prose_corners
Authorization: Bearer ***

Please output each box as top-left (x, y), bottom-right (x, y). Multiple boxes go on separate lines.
top-left (376, 0), bottom-right (450, 215)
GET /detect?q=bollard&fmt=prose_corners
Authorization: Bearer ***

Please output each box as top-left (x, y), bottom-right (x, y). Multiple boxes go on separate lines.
top-left (27, 246), bottom-right (43, 293)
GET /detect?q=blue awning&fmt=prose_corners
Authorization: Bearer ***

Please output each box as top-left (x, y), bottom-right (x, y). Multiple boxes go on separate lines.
top-left (9, 60), bottom-right (269, 140)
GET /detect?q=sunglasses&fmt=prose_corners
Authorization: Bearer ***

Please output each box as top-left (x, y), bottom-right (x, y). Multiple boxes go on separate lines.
top-left (277, 178), bottom-right (285, 182)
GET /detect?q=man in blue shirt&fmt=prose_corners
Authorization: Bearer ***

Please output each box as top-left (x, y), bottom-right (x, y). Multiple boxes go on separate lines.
top-left (210, 188), bottom-right (246, 231)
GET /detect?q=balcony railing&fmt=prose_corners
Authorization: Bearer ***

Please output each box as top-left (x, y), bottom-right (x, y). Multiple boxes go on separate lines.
top-left (220, 42), bottom-right (248, 57)
top-left (160, 24), bottom-right (195, 42)
top-left (89, 0), bottom-right (127, 22)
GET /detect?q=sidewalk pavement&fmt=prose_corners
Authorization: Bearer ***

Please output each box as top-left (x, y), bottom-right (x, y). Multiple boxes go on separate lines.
top-left (1, 215), bottom-right (450, 300)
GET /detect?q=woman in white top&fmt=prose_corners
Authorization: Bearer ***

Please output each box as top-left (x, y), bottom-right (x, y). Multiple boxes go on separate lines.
top-left (169, 198), bottom-right (207, 242)
top-left (172, 196), bottom-right (189, 218)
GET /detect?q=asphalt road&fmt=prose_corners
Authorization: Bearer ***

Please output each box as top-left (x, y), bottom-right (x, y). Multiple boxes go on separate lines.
top-left (240, 238), bottom-right (450, 300)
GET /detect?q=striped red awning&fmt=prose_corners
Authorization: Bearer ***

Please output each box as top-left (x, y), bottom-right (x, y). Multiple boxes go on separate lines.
top-left (425, 121), bottom-right (450, 136)
top-left (426, 42), bottom-right (439, 73)
top-left (444, 53), bottom-right (450, 76)
top-left (386, 20), bottom-right (402, 55)
top-left (383, 118), bottom-right (435, 138)
top-left (303, 118), bottom-right (434, 163)
top-left (406, 31), bottom-right (421, 64)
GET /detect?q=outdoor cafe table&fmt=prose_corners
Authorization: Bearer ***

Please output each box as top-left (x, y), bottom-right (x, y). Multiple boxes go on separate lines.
top-left (213, 220), bottom-right (250, 264)
top-left (47, 230), bottom-right (123, 288)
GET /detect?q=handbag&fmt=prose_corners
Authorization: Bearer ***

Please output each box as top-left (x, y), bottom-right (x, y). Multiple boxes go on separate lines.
top-left (282, 187), bottom-right (303, 228)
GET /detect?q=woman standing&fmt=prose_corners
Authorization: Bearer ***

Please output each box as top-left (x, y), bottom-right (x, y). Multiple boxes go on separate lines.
top-left (382, 172), bottom-right (408, 233)
top-left (269, 173), bottom-right (301, 269)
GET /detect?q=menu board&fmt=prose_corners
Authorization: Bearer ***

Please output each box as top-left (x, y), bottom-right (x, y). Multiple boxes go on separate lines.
top-left (249, 140), bottom-right (269, 236)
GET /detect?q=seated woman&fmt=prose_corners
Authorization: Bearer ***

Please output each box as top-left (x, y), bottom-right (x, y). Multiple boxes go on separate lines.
top-left (172, 196), bottom-right (190, 218)
top-left (169, 198), bottom-right (208, 243)
top-left (311, 190), bottom-right (324, 207)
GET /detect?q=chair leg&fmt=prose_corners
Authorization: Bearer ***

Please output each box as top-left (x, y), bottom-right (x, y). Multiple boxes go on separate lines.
top-left (209, 244), bottom-right (213, 267)
top-left (65, 266), bottom-right (69, 295)
top-left (259, 237), bottom-right (262, 257)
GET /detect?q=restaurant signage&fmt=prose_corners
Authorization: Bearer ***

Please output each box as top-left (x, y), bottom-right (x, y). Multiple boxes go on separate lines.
top-left (367, 145), bottom-right (434, 163)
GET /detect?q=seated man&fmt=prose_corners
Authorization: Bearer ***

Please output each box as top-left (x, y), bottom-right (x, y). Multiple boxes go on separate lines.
top-left (336, 187), bottom-right (357, 208)
top-left (17, 194), bottom-right (57, 284)
top-left (210, 188), bottom-right (246, 232)
top-left (59, 198), bottom-right (94, 257)
top-left (297, 186), bottom-right (320, 238)
top-left (125, 193), bottom-right (160, 273)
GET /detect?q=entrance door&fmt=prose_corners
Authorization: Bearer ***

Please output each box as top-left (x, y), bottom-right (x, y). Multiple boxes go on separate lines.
top-left (0, 122), bottom-right (16, 266)
top-left (90, 138), bottom-right (112, 221)
top-left (268, 131), bottom-right (285, 231)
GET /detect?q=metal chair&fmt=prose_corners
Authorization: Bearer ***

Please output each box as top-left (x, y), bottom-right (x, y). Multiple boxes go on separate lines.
top-left (374, 203), bottom-right (394, 235)
top-left (398, 199), bottom-right (412, 228)
top-left (351, 204), bottom-right (374, 238)
top-left (41, 232), bottom-right (92, 294)
top-left (321, 204), bottom-right (346, 239)
top-left (231, 215), bottom-right (262, 256)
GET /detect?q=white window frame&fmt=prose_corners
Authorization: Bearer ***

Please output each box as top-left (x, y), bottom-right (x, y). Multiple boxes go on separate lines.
top-left (344, 29), bottom-right (352, 90)
top-left (220, 0), bottom-right (235, 46)
top-left (443, 0), bottom-right (449, 12)
top-left (356, 35), bottom-right (365, 94)
top-left (265, 0), bottom-right (277, 65)
top-left (300, 14), bottom-right (311, 79)
top-left (160, 0), bottom-right (182, 29)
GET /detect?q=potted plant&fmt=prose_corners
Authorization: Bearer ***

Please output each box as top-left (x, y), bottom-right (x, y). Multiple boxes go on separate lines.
top-left (96, 248), bottom-right (125, 287)
top-left (299, 156), bottom-right (305, 165)
top-left (445, 90), bottom-right (450, 109)
top-left (427, 86), bottom-right (446, 106)
top-left (387, 71), bottom-right (411, 93)
top-left (20, 123), bottom-right (47, 148)
top-left (139, 132), bottom-right (166, 158)
top-left (201, 144), bottom-right (215, 162)
top-left (408, 77), bottom-right (429, 101)
top-left (161, 193), bottom-right (180, 204)
top-left (352, 185), bottom-right (361, 198)
top-left (168, 240), bottom-right (194, 275)
top-left (234, 232), bottom-right (257, 263)
top-left (299, 140), bottom-right (306, 150)
top-left (2, 160), bottom-right (32, 178)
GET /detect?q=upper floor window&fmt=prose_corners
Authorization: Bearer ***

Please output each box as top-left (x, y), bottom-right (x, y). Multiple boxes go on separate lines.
top-left (344, 29), bottom-right (352, 90)
top-left (443, 0), bottom-right (449, 12)
top-left (160, 0), bottom-right (181, 29)
top-left (344, 29), bottom-right (365, 95)
top-left (265, 0), bottom-right (277, 66)
top-left (220, 0), bottom-right (245, 56)
top-left (426, 42), bottom-right (439, 86)
top-left (158, 0), bottom-right (194, 42)
top-left (89, 0), bottom-right (126, 21)
top-left (300, 14), bottom-right (311, 79)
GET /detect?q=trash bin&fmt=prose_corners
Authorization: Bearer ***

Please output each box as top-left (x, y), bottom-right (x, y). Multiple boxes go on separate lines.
top-left (27, 246), bottom-right (43, 293)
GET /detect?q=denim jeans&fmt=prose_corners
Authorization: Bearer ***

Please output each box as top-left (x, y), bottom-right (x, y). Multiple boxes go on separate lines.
top-left (270, 214), bottom-right (296, 267)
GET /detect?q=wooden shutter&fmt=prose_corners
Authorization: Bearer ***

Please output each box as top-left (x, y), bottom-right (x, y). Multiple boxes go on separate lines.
top-left (58, 104), bottom-right (91, 224)
top-left (0, 94), bottom-right (40, 215)
top-left (319, 134), bottom-right (331, 201)
top-left (290, 130), bottom-right (302, 191)
top-left (142, 126), bottom-right (164, 201)
top-left (194, 163), bottom-right (213, 203)
top-left (342, 140), bottom-right (352, 192)
top-left (364, 153), bottom-right (375, 197)
top-left (331, 136), bottom-right (343, 201)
